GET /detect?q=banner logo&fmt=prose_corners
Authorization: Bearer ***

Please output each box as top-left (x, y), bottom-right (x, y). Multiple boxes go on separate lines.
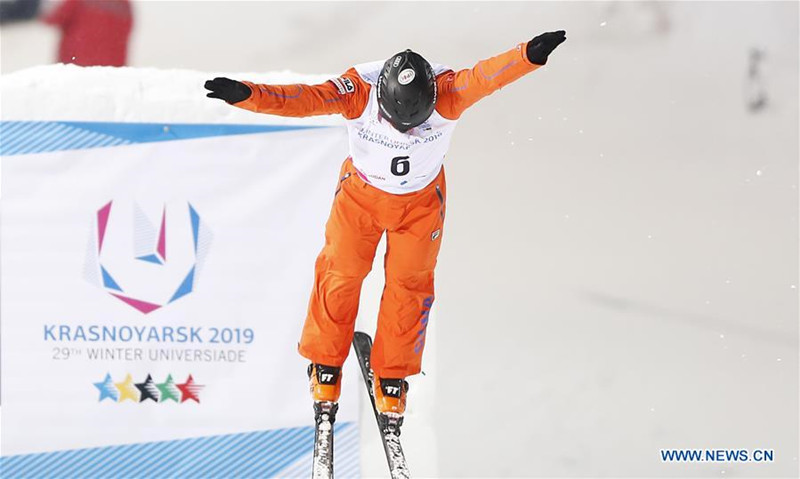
top-left (93, 373), bottom-right (204, 403)
top-left (84, 200), bottom-right (212, 314)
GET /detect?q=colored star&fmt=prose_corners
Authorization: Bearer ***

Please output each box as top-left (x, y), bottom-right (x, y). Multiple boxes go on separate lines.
top-left (135, 374), bottom-right (160, 402)
top-left (156, 374), bottom-right (180, 403)
top-left (114, 373), bottom-right (140, 402)
top-left (93, 373), bottom-right (119, 402)
top-left (176, 375), bottom-right (204, 403)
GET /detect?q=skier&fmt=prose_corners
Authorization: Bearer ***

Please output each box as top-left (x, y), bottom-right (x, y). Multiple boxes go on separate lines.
top-left (205, 31), bottom-right (566, 426)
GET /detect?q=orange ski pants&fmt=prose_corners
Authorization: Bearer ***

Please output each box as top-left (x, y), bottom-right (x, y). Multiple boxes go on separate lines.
top-left (298, 157), bottom-right (445, 378)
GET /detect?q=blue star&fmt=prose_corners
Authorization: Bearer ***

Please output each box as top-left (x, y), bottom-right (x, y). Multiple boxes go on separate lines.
top-left (94, 373), bottom-right (119, 402)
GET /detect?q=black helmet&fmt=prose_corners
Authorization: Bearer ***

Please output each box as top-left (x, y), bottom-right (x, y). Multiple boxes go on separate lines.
top-left (377, 49), bottom-right (437, 133)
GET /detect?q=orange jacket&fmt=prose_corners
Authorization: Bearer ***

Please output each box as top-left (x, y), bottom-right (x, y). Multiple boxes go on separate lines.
top-left (234, 43), bottom-right (541, 121)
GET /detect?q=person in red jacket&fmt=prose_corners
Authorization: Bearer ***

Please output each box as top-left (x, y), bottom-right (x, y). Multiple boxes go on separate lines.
top-left (205, 31), bottom-right (566, 429)
top-left (42, 0), bottom-right (133, 67)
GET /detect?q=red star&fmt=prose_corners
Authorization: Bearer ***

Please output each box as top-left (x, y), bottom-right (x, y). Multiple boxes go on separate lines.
top-left (176, 374), bottom-right (204, 403)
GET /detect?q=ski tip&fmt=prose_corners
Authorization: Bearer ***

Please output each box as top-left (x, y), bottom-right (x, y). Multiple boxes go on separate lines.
top-left (353, 331), bottom-right (373, 343)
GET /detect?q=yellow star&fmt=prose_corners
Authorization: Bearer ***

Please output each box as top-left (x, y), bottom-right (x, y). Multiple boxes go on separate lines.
top-left (114, 374), bottom-right (140, 402)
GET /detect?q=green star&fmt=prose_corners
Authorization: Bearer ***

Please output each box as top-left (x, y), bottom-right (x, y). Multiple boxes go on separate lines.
top-left (156, 374), bottom-right (180, 403)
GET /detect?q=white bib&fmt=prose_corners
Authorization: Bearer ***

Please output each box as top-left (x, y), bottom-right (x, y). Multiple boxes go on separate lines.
top-left (345, 62), bottom-right (458, 194)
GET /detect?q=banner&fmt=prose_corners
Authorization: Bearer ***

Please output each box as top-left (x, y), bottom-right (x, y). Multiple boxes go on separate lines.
top-left (1, 67), bottom-right (360, 477)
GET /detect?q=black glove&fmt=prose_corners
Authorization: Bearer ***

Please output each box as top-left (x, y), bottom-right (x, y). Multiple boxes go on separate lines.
top-left (526, 30), bottom-right (567, 65)
top-left (204, 77), bottom-right (252, 104)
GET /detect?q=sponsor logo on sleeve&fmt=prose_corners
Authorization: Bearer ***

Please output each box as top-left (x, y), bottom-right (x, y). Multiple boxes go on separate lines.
top-left (342, 77), bottom-right (355, 93)
top-left (331, 77), bottom-right (355, 95)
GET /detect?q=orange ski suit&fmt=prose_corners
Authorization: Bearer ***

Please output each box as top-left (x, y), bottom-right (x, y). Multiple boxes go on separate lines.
top-left (233, 43), bottom-right (541, 378)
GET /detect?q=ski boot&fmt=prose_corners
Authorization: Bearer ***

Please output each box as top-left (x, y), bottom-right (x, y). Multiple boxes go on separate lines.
top-left (372, 374), bottom-right (409, 435)
top-left (309, 363), bottom-right (341, 424)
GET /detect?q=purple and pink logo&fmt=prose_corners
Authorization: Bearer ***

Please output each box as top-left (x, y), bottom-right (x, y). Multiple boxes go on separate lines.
top-left (84, 200), bottom-right (212, 314)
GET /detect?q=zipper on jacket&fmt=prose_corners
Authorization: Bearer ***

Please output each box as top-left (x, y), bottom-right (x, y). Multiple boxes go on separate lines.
top-left (435, 184), bottom-right (444, 219)
top-left (335, 172), bottom-right (351, 196)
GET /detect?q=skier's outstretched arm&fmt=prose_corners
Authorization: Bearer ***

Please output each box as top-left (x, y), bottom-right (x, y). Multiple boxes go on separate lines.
top-left (204, 68), bottom-right (369, 119)
top-left (436, 30), bottom-right (566, 120)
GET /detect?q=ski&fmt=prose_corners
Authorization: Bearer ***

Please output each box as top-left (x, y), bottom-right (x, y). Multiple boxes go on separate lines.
top-left (352, 331), bottom-right (411, 478)
top-left (311, 400), bottom-right (338, 478)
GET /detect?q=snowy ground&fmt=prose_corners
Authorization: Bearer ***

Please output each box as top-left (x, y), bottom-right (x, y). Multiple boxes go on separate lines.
top-left (2, 2), bottom-right (798, 477)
